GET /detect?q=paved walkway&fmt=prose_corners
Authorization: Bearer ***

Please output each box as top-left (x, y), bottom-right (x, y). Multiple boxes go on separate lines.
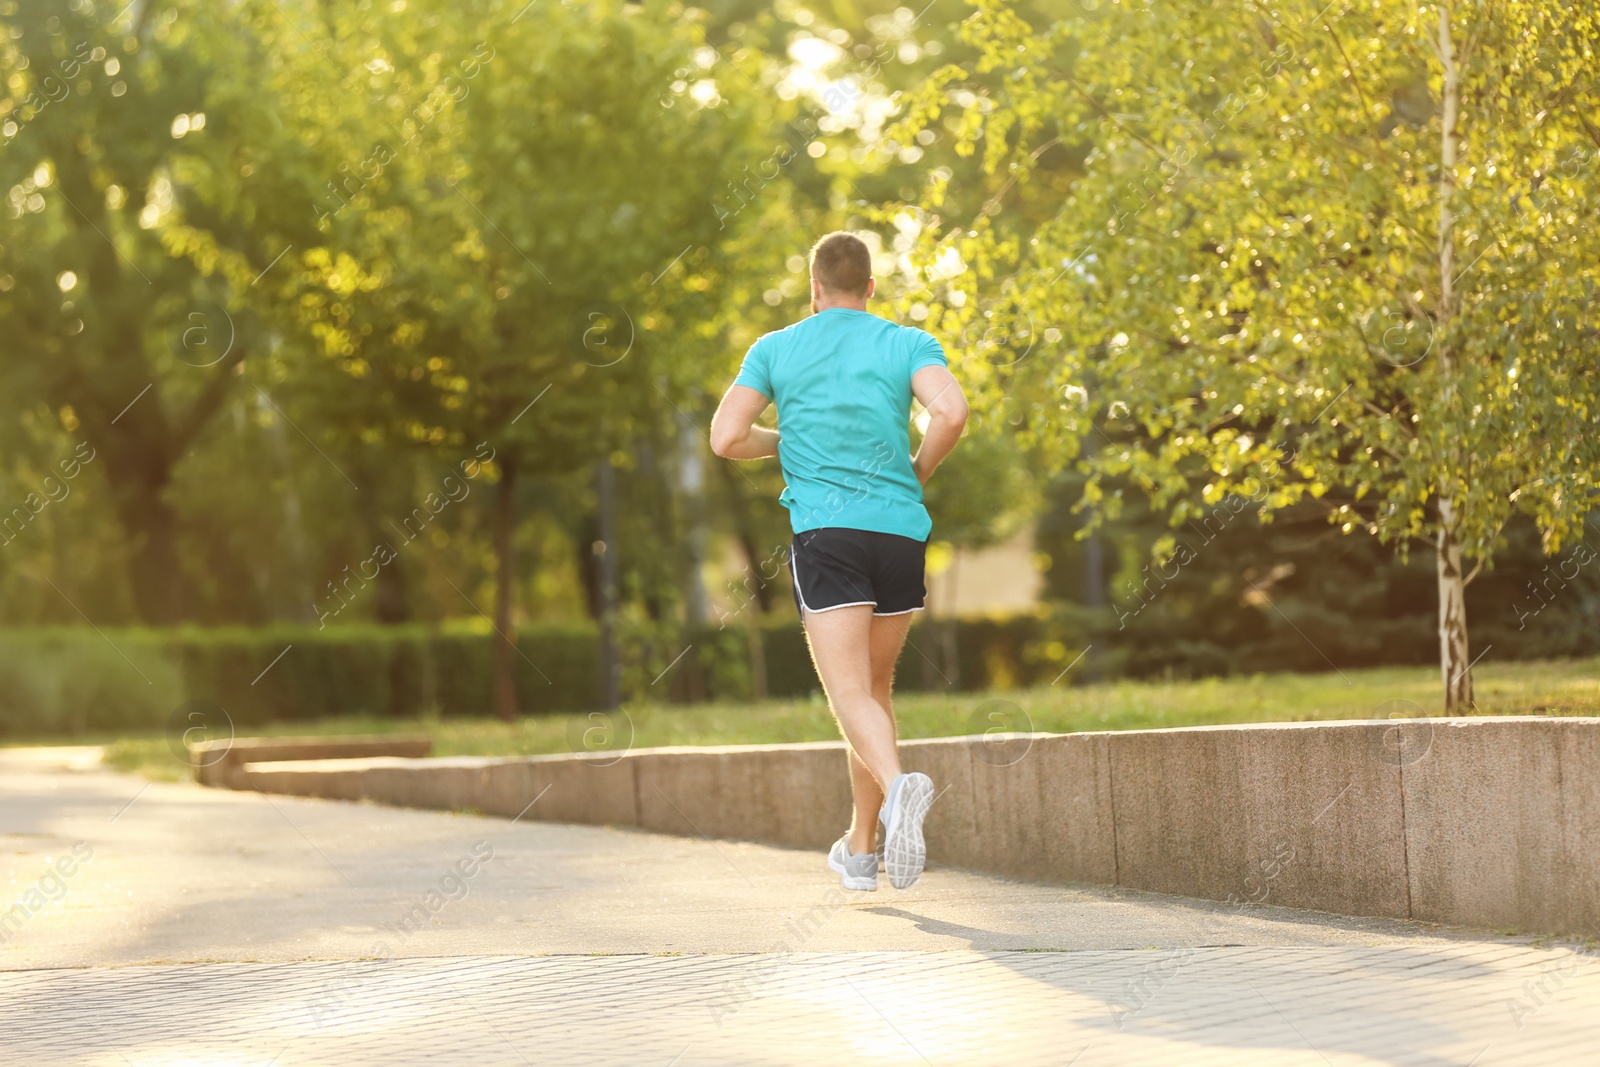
top-left (3, 747), bottom-right (1597, 1064)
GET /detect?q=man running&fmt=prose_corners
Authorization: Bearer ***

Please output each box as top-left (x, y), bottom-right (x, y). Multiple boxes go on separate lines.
top-left (709, 231), bottom-right (968, 891)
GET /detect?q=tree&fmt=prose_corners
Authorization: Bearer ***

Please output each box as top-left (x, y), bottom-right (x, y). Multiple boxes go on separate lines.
top-left (0, 0), bottom-right (349, 622)
top-left (407, 0), bottom-right (759, 716)
top-left (889, 0), bottom-right (1600, 709)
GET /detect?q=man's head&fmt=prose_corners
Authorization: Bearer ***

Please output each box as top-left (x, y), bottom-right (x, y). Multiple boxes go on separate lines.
top-left (809, 231), bottom-right (875, 312)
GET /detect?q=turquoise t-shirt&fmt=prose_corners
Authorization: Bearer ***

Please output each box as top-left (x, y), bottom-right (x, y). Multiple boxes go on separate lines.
top-left (733, 308), bottom-right (947, 540)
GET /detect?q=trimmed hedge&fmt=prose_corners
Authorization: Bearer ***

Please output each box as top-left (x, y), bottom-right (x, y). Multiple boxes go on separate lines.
top-left (1, 587), bottom-right (1595, 738)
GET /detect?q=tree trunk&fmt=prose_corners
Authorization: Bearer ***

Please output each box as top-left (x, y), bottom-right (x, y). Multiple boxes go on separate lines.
top-left (355, 454), bottom-right (409, 625)
top-left (101, 447), bottom-right (186, 624)
top-left (678, 425), bottom-right (708, 703)
top-left (941, 552), bottom-right (961, 688)
top-left (492, 455), bottom-right (518, 722)
top-left (1437, 2), bottom-right (1459, 324)
top-left (369, 487), bottom-right (410, 625)
top-left (717, 460), bottom-right (776, 613)
top-left (745, 608), bottom-right (768, 702)
top-left (595, 459), bottom-right (622, 710)
top-left (1083, 526), bottom-right (1106, 683)
top-left (1434, 4), bottom-right (1473, 713)
top-left (422, 621), bottom-right (439, 714)
top-left (1436, 502), bottom-right (1474, 713)
top-left (372, 553), bottom-right (410, 624)
top-left (576, 512), bottom-right (602, 620)
top-left (50, 143), bottom-right (184, 625)
top-left (679, 422), bottom-right (710, 629)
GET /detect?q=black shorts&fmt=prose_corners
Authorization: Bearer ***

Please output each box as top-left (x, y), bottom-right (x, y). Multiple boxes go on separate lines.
top-left (789, 528), bottom-right (928, 619)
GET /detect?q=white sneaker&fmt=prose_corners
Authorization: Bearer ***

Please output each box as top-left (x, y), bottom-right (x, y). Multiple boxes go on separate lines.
top-left (827, 834), bottom-right (878, 891)
top-left (878, 772), bottom-right (934, 890)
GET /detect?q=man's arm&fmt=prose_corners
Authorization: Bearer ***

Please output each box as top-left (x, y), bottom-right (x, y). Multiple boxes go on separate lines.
top-left (710, 384), bottom-right (781, 459)
top-left (911, 365), bottom-right (968, 485)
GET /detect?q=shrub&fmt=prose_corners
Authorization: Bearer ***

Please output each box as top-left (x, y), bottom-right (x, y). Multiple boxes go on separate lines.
top-left (0, 630), bottom-right (182, 736)
top-left (0, 585), bottom-right (1594, 739)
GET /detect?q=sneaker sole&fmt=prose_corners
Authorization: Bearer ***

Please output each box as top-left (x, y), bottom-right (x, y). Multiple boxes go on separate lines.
top-left (882, 772), bottom-right (934, 890)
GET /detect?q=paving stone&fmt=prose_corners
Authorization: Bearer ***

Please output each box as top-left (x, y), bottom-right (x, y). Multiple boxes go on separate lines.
top-left (5, 747), bottom-right (1598, 1065)
top-left (4, 946), bottom-right (1598, 1066)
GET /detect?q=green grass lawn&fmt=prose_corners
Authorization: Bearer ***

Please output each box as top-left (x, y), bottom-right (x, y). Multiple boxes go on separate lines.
top-left (22, 655), bottom-right (1600, 782)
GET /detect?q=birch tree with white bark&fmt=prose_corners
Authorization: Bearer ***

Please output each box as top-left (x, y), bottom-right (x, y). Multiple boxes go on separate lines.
top-left (887, 0), bottom-right (1600, 710)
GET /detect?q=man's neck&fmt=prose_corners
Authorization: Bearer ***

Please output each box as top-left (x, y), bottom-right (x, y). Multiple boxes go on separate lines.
top-left (812, 300), bottom-right (868, 314)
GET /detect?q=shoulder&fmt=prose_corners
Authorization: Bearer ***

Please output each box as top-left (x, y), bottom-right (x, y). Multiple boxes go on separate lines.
top-left (749, 317), bottom-right (810, 352)
top-left (863, 313), bottom-right (936, 345)
top-left (897, 322), bottom-right (947, 371)
top-left (742, 330), bottom-right (781, 364)
top-left (897, 322), bottom-right (945, 355)
top-left (848, 312), bottom-right (935, 348)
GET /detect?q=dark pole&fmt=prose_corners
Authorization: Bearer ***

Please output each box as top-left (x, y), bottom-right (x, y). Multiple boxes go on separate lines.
top-left (1082, 422), bottom-right (1106, 683)
top-left (596, 458), bottom-right (622, 710)
top-left (493, 455), bottom-right (519, 721)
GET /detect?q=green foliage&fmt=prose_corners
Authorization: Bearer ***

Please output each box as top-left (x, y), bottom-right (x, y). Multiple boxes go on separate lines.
top-left (5, 0), bottom-right (1595, 722)
top-left (8, 560), bottom-right (1599, 738)
top-left (90, 654), bottom-right (1600, 786)
top-left (0, 630), bottom-right (180, 734)
top-left (886, 0), bottom-right (1600, 698)
top-left (0, 0), bottom-right (963, 637)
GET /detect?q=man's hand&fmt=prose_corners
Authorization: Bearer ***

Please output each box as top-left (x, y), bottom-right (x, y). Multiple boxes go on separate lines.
top-left (710, 384), bottom-right (781, 460)
top-left (911, 365), bottom-right (968, 485)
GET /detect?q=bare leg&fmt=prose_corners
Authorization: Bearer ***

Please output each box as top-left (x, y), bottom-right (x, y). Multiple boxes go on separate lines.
top-left (869, 611), bottom-right (913, 717)
top-left (846, 612), bottom-right (913, 853)
top-left (803, 607), bottom-right (914, 856)
top-left (803, 606), bottom-right (904, 853)
top-left (846, 750), bottom-right (881, 857)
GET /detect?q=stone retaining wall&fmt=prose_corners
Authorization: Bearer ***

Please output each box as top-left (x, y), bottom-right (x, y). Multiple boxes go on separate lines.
top-left (222, 717), bottom-right (1600, 937)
